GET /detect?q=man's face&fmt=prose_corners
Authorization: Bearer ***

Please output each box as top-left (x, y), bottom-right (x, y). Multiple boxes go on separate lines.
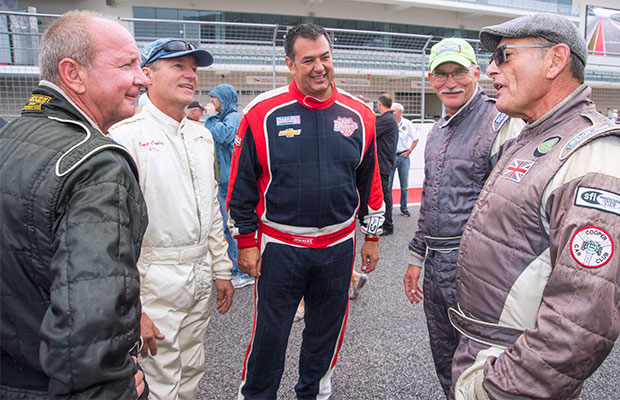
top-left (486, 37), bottom-right (550, 123)
top-left (83, 20), bottom-right (147, 131)
top-left (143, 55), bottom-right (198, 118)
top-left (186, 107), bottom-right (202, 121)
top-left (429, 62), bottom-right (480, 116)
top-left (211, 96), bottom-right (222, 113)
top-left (392, 108), bottom-right (402, 122)
top-left (285, 35), bottom-right (334, 100)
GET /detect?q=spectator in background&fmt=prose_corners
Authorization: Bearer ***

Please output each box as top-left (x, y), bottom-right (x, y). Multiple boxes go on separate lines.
top-left (389, 102), bottom-right (419, 217)
top-left (109, 38), bottom-right (234, 400)
top-left (0, 10), bottom-right (148, 398)
top-left (185, 100), bottom-right (204, 121)
top-left (403, 38), bottom-right (523, 397)
top-left (375, 93), bottom-right (399, 236)
top-left (204, 83), bottom-right (254, 289)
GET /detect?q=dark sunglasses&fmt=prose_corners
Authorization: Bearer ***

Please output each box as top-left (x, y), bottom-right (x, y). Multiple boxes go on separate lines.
top-left (143, 40), bottom-right (195, 66)
top-left (491, 44), bottom-right (554, 66)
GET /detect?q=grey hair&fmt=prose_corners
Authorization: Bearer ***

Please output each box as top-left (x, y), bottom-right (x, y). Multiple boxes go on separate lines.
top-left (534, 37), bottom-right (584, 84)
top-left (39, 10), bottom-right (108, 83)
top-left (391, 102), bottom-right (404, 113)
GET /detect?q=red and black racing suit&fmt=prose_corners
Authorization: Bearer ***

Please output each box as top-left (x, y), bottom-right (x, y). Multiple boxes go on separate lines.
top-left (228, 79), bottom-right (384, 399)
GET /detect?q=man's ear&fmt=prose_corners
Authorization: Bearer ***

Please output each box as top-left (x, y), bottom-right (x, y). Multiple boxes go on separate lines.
top-left (546, 43), bottom-right (571, 80)
top-left (57, 58), bottom-right (87, 95)
top-left (285, 56), bottom-right (295, 74)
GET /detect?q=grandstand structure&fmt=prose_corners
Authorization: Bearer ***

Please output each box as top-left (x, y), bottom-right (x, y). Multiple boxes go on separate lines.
top-left (1, 0), bottom-right (619, 120)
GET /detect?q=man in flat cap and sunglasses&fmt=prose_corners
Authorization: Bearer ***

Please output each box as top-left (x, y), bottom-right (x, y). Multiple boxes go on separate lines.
top-left (403, 37), bottom-right (523, 397)
top-left (109, 38), bottom-right (234, 400)
top-left (450, 13), bottom-right (620, 400)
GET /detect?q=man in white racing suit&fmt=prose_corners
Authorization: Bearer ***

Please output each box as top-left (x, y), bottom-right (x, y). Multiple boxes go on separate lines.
top-left (109, 38), bottom-right (234, 400)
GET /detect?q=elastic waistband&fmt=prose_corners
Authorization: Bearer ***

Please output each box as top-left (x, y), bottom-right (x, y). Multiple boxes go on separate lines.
top-left (259, 221), bottom-right (356, 249)
top-left (140, 242), bottom-right (209, 264)
top-left (448, 306), bottom-right (524, 348)
top-left (1, 353), bottom-right (48, 390)
top-left (424, 235), bottom-right (461, 252)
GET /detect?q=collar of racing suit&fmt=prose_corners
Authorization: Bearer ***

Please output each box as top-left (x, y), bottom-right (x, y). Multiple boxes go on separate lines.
top-left (289, 79), bottom-right (338, 110)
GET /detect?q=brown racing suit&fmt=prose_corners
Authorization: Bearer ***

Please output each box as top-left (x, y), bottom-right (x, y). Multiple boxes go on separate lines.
top-left (450, 85), bottom-right (620, 399)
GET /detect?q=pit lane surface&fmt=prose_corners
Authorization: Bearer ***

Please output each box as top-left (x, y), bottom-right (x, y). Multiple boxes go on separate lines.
top-left (199, 207), bottom-right (620, 399)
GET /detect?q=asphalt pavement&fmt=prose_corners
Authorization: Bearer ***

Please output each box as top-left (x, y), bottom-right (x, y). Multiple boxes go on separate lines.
top-left (198, 207), bottom-right (619, 399)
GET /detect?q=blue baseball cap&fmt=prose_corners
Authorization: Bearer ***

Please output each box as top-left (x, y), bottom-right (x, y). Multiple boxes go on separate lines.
top-left (140, 38), bottom-right (214, 68)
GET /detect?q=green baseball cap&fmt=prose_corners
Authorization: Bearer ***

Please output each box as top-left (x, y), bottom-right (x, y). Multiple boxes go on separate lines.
top-left (428, 38), bottom-right (477, 72)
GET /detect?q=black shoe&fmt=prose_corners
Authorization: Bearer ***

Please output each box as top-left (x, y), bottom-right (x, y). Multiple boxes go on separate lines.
top-left (380, 230), bottom-right (393, 236)
top-left (400, 210), bottom-right (411, 217)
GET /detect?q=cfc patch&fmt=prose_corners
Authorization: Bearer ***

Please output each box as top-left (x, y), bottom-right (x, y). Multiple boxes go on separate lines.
top-left (575, 187), bottom-right (620, 217)
top-left (534, 136), bottom-right (561, 157)
top-left (23, 94), bottom-right (51, 111)
top-left (276, 115), bottom-right (301, 126)
top-left (234, 134), bottom-right (242, 147)
top-left (501, 159), bottom-right (534, 183)
top-left (570, 226), bottom-right (613, 268)
top-left (279, 128), bottom-right (301, 138)
top-left (333, 116), bottom-right (359, 137)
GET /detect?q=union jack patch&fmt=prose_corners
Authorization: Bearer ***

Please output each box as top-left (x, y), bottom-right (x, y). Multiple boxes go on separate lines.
top-left (502, 159), bottom-right (534, 183)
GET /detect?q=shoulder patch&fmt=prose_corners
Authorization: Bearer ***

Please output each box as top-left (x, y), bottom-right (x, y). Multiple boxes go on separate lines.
top-left (492, 112), bottom-right (509, 132)
top-left (575, 187), bottom-right (620, 217)
top-left (570, 226), bottom-right (613, 268)
top-left (560, 122), bottom-right (616, 160)
top-left (23, 94), bottom-right (51, 111)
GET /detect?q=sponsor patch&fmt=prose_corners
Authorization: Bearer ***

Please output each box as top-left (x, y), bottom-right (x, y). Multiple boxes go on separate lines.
top-left (278, 128), bottom-right (301, 138)
top-left (564, 123), bottom-right (614, 151)
top-left (534, 136), bottom-right (561, 157)
top-left (436, 44), bottom-right (461, 54)
top-left (492, 112), bottom-right (509, 132)
top-left (367, 216), bottom-right (380, 235)
top-left (276, 115), bottom-right (301, 126)
top-left (234, 134), bottom-right (242, 147)
top-left (501, 159), bottom-right (534, 183)
top-left (575, 187), bottom-right (620, 217)
top-left (333, 116), bottom-right (359, 137)
top-left (570, 226), bottom-right (613, 268)
top-left (23, 94), bottom-right (51, 111)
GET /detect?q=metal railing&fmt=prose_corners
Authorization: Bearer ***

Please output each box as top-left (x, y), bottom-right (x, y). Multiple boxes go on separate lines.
top-left (1, 10), bottom-right (619, 120)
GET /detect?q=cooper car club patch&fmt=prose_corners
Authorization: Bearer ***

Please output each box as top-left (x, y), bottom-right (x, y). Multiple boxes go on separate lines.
top-left (570, 226), bottom-right (613, 268)
top-left (333, 116), bottom-right (359, 137)
top-left (501, 159), bottom-right (534, 183)
top-left (575, 187), bottom-right (620, 216)
top-left (234, 134), bottom-right (242, 147)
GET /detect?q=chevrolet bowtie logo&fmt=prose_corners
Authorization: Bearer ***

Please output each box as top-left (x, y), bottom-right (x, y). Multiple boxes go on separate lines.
top-left (278, 128), bottom-right (301, 138)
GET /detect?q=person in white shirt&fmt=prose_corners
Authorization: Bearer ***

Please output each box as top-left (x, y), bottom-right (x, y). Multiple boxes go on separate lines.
top-left (109, 38), bottom-right (234, 400)
top-left (389, 102), bottom-right (419, 217)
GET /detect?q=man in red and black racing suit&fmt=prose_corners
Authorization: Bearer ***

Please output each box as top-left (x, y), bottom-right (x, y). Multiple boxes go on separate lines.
top-left (227, 23), bottom-right (384, 400)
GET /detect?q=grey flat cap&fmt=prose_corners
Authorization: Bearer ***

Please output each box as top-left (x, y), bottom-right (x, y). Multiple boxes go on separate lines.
top-left (480, 13), bottom-right (587, 66)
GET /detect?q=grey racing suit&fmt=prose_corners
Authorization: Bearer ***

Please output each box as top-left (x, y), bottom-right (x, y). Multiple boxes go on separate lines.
top-left (450, 85), bottom-right (620, 399)
top-left (408, 87), bottom-right (523, 396)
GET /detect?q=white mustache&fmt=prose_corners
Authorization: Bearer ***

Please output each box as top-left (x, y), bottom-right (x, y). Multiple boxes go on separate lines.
top-left (440, 88), bottom-right (465, 95)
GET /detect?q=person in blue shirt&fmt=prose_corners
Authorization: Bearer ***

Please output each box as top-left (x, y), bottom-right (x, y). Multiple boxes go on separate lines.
top-left (205, 84), bottom-right (254, 288)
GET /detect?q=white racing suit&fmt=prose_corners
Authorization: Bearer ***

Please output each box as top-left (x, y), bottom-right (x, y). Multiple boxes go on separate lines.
top-left (450, 85), bottom-right (620, 399)
top-left (109, 98), bottom-right (232, 400)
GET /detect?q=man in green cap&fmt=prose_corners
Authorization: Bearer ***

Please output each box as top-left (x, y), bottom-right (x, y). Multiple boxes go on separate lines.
top-left (403, 37), bottom-right (523, 397)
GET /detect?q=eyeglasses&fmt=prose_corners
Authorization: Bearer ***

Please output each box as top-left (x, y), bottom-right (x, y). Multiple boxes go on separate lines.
top-left (143, 40), bottom-right (195, 66)
top-left (430, 67), bottom-right (473, 82)
top-left (491, 44), bottom-right (554, 66)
